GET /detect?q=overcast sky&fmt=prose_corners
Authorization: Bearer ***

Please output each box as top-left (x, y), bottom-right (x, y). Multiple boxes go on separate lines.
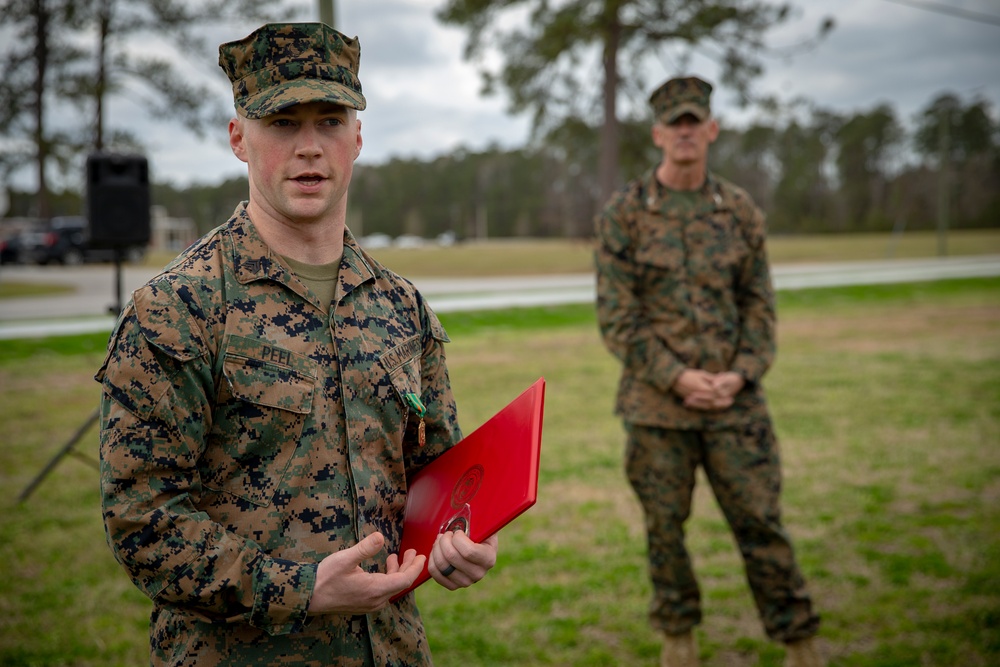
top-left (48, 0), bottom-right (1000, 188)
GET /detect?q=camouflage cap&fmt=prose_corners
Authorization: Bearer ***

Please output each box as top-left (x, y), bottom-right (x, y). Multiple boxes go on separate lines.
top-left (649, 76), bottom-right (713, 124)
top-left (219, 22), bottom-right (366, 119)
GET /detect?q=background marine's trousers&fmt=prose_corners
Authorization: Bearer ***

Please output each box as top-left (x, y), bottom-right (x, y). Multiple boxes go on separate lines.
top-left (624, 421), bottom-right (820, 642)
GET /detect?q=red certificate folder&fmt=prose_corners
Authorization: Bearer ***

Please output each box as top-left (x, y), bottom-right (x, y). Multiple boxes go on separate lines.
top-left (392, 377), bottom-right (545, 600)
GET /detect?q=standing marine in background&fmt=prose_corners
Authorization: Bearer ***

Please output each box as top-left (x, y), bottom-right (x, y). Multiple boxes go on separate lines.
top-left (593, 76), bottom-right (824, 667)
top-left (97, 22), bottom-right (497, 667)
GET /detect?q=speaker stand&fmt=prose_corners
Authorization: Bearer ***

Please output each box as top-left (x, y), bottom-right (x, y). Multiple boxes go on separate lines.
top-left (17, 246), bottom-right (125, 503)
top-left (17, 409), bottom-right (101, 503)
top-left (108, 246), bottom-right (124, 315)
top-left (18, 248), bottom-right (126, 504)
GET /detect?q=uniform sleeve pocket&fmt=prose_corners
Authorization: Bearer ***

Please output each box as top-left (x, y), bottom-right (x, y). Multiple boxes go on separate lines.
top-left (203, 336), bottom-right (317, 506)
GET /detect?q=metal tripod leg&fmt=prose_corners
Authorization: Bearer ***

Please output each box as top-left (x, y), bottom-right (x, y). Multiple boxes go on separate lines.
top-left (17, 406), bottom-right (101, 504)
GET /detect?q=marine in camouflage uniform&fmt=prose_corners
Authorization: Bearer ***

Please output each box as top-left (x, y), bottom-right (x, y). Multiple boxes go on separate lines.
top-left (97, 23), bottom-right (495, 667)
top-left (594, 76), bottom-right (822, 666)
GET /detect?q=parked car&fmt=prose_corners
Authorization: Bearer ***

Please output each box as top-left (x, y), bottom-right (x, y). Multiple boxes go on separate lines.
top-left (19, 217), bottom-right (86, 265)
top-left (0, 233), bottom-right (23, 264)
top-left (18, 216), bottom-right (146, 265)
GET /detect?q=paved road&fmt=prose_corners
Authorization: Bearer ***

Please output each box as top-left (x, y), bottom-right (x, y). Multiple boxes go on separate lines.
top-left (1, 254), bottom-right (998, 339)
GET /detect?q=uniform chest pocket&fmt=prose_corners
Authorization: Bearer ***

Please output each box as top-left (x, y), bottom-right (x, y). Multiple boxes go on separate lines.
top-left (688, 212), bottom-right (746, 289)
top-left (204, 337), bottom-right (318, 506)
top-left (633, 212), bottom-right (685, 274)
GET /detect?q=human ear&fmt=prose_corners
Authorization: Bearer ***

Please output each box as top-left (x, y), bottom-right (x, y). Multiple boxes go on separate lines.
top-left (707, 118), bottom-right (720, 143)
top-left (229, 117), bottom-right (249, 164)
top-left (651, 123), bottom-right (666, 150)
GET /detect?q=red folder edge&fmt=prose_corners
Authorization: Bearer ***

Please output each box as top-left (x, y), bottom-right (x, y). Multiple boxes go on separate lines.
top-left (391, 377), bottom-right (545, 601)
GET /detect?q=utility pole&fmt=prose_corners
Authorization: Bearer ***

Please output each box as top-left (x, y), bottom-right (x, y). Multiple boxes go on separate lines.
top-left (318, 0), bottom-right (335, 26)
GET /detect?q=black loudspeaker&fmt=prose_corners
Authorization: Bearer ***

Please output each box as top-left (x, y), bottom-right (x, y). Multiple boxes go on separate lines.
top-left (86, 153), bottom-right (151, 248)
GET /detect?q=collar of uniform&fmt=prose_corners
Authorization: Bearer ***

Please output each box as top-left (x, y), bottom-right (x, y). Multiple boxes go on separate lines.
top-left (643, 168), bottom-right (725, 212)
top-left (227, 204), bottom-right (381, 292)
top-left (337, 226), bottom-right (378, 298)
top-left (229, 203), bottom-right (289, 285)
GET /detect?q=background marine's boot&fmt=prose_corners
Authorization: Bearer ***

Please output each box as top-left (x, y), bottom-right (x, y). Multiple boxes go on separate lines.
top-left (660, 631), bottom-right (698, 667)
top-left (784, 637), bottom-right (824, 667)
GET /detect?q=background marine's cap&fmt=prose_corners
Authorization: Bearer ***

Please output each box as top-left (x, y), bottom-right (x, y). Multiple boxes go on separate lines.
top-left (219, 22), bottom-right (366, 119)
top-left (649, 76), bottom-right (713, 124)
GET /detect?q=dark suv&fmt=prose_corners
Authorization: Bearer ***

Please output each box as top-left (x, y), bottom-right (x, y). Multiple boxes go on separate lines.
top-left (19, 216), bottom-right (145, 265)
top-left (0, 233), bottom-right (23, 264)
top-left (19, 217), bottom-right (87, 264)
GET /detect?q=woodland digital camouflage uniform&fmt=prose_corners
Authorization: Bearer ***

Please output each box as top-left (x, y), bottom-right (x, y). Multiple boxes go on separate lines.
top-left (97, 205), bottom-right (460, 666)
top-left (594, 168), bottom-right (820, 641)
top-left (595, 169), bottom-right (775, 430)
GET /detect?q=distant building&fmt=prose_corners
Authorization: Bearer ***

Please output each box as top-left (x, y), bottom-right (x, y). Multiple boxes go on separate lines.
top-left (150, 206), bottom-right (197, 253)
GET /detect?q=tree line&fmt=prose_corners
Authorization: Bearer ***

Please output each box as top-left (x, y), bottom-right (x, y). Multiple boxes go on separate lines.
top-left (3, 0), bottom-right (838, 220)
top-left (0, 0), bottom-right (298, 218)
top-left (340, 90), bottom-right (1000, 239)
top-left (8, 88), bottom-right (996, 241)
top-left (3, 1), bottom-right (996, 239)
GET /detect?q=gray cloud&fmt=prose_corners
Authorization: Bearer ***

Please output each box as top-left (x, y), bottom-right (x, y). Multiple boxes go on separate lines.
top-left (18, 0), bottom-right (997, 188)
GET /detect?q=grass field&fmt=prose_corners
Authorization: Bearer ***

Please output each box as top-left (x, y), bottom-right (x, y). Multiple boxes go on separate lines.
top-left (1, 274), bottom-right (998, 665)
top-left (2, 229), bottom-right (997, 301)
top-left (123, 228), bottom-right (1000, 280)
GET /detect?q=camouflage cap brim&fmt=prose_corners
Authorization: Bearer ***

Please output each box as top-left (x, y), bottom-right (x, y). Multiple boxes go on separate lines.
top-left (662, 101), bottom-right (709, 124)
top-left (241, 79), bottom-right (367, 119)
top-left (649, 76), bottom-right (713, 125)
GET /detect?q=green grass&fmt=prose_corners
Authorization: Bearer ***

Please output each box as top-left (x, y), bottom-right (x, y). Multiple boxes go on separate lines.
top-left (0, 332), bottom-right (111, 361)
top-left (2, 229), bottom-right (998, 303)
top-left (1, 277), bottom-right (999, 666)
top-left (137, 229), bottom-right (1000, 279)
top-left (0, 281), bottom-right (75, 299)
top-left (766, 229), bottom-right (1000, 264)
top-left (368, 229), bottom-right (1000, 278)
